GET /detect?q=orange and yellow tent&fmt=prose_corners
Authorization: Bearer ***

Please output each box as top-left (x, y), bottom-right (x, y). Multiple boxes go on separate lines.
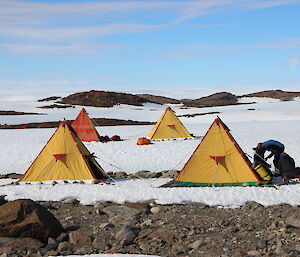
top-left (20, 121), bottom-right (107, 182)
top-left (162, 117), bottom-right (261, 187)
top-left (72, 108), bottom-right (100, 142)
top-left (147, 106), bottom-right (192, 140)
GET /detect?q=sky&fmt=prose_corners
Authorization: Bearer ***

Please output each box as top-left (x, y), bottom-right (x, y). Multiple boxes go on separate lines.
top-left (0, 0), bottom-right (300, 99)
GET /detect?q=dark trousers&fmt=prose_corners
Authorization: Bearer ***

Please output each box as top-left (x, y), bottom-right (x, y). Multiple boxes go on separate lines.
top-left (273, 149), bottom-right (284, 168)
top-left (282, 168), bottom-right (300, 178)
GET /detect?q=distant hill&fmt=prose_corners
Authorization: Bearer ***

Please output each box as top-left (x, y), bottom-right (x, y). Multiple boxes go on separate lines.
top-left (59, 90), bottom-right (155, 107)
top-left (183, 92), bottom-right (240, 108)
top-left (38, 89), bottom-right (300, 109)
top-left (242, 90), bottom-right (300, 101)
top-left (37, 96), bottom-right (61, 102)
top-left (0, 111), bottom-right (43, 115)
top-left (136, 94), bottom-right (180, 104)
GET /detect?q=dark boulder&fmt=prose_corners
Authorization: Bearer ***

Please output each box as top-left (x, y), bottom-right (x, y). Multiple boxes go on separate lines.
top-left (0, 199), bottom-right (64, 243)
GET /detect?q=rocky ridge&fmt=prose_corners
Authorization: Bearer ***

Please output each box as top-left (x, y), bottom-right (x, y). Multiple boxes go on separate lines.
top-left (0, 118), bottom-right (154, 129)
top-left (242, 90), bottom-right (300, 101)
top-left (40, 89), bottom-right (300, 110)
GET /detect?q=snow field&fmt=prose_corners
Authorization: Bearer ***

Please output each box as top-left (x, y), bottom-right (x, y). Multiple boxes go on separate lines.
top-left (0, 93), bottom-right (300, 208)
top-left (0, 119), bottom-right (299, 175)
top-left (2, 178), bottom-right (300, 208)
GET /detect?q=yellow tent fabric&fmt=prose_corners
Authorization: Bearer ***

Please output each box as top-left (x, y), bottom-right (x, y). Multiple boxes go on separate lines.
top-left (163, 117), bottom-right (261, 187)
top-left (20, 121), bottom-right (107, 182)
top-left (147, 107), bottom-right (192, 140)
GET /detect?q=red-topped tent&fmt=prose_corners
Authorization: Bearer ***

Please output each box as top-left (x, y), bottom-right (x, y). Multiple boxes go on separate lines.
top-left (72, 108), bottom-right (100, 142)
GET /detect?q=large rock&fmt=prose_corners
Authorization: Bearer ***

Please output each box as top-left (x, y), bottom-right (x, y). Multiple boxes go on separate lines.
top-left (148, 229), bottom-right (179, 243)
top-left (0, 196), bottom-right (6, 207)
top-left (0, 199), bottom-right (64, 243)
top-left (134, 170), bottom-right (160, 179)
top-left (102, 205), bottom-right (140, 217)
top-left (286, 212), bottom-right (300, 228)
top-left (69, 230), bottom-right (92, 244)
top-left (124, 202), bottom-right (149, 211)
top-left (109, 215), bottom-right (138, 226)
top-left (115, 225), bottom-right (140, 245)
top-left (161, 170), bottom-right (180, 178)
top-left (0, 237), bottom-right (43, 254)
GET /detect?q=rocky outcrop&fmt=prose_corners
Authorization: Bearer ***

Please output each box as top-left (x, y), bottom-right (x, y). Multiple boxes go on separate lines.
top-left (0, 199), bottom-right (64, 243)
top-left (0, 118), bottom-right (153, 129)
top-left (59, 90), bottom-right (155, 107)
top-left (136, 94), bottom-right (180, 104)
top-left (242, 90), bottom-right (300, 101)
top-left (183, 92), bottom-right (239, 108)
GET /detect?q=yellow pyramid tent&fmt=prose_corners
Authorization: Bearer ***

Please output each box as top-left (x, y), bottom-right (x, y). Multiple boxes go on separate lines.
top-left (162, 117), bottom-right (261, 187)
top-left (147, 106), bottom-right (192, 140)
top-left (20, 121), bottom-right (108, 182)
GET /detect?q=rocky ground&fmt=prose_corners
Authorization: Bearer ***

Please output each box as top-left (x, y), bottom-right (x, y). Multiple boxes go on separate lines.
top-left (1, 171), bottom-right (300, 257)
top-left (2, 199), bottom-right (300, 257)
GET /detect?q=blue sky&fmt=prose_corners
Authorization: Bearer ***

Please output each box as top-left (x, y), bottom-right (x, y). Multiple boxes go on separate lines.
top-left (0, 0), bottom-right (300, 98)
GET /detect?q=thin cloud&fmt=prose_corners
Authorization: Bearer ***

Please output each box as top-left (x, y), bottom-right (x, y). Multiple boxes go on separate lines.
top-left (175, 0), bottom-right (240, 22)
top-left (0, 42), bottom-right (122, 55)
top-left (0, 23), bottom-right (165, 41)
top-left (288, 56), bottom-right (300, 69)
top-left (159, 38), bottom-right (300, 59)
top-left (176, 0), bottom-right (300, 22)
top-left (1, 0), bottom-right (300, 57)
top-left (0, 0), bottom-right (183, 26)
top-left (244, 0), bottom-right (300, 9)
top-left (2, 0), bottom-right (299, 24)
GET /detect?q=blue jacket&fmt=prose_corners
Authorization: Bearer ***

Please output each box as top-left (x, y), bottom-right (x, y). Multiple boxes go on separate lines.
top-left (262, 140), bottom-right (284, 152)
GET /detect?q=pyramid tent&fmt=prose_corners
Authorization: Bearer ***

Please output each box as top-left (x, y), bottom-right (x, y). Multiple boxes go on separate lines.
top-left (20, 121), bottom-right (108, 182)
top-left (162, 117), bottom-right (261, 187)
top-left (147, 106), bottom-right (192, 140)
top-left (72, 108), bottom-right (100, 142)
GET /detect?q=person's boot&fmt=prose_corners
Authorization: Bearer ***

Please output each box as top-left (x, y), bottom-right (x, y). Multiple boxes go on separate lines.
top-left (283, 177), bottom-right (289, 184)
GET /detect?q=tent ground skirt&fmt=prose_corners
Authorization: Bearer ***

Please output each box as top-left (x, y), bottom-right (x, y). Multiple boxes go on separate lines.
top-left (162, 181), bottom-right (271, 187)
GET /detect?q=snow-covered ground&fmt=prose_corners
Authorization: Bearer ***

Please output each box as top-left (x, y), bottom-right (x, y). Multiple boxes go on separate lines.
top-left (0, 95), bottom-right (300, 125)
top-left (0, 120), bottom-right (299, 175)
top-left (2, 177), bottom-right (300, 208)
top-left (0, 91), bottom-right (300, 208)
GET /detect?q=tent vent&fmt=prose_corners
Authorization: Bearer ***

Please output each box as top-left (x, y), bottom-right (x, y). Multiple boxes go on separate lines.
top-left (209, 155), bottom-right (225, 165)
top-left (53, 154), bottom-right (66, 160)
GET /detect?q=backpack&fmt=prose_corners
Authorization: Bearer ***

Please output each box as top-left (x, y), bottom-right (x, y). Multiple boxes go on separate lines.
top-left (278, 154), bottom-right (295, 174)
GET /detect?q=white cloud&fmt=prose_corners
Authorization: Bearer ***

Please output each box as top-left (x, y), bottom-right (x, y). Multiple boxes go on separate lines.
top-left (2, 0), bottom-right (299, 25)
top-left (0, 79), bottom-right (91, 100)
top-left (0, 0), bottom-right (299, 56)
top-left (158, 38), bottom-right (300, 59)
top-left (244, 0), bottom-right (300, 9)
top-left (0, 42), bottom-right (122, 55)
top-left (0, 23), bottom-right (164, 41)
top-left (176, 0), bottom-right (300, 22)
top-left (288, 56), bottom-right (300, 69)
top-left (1, 78), bottom-right (300, 100)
